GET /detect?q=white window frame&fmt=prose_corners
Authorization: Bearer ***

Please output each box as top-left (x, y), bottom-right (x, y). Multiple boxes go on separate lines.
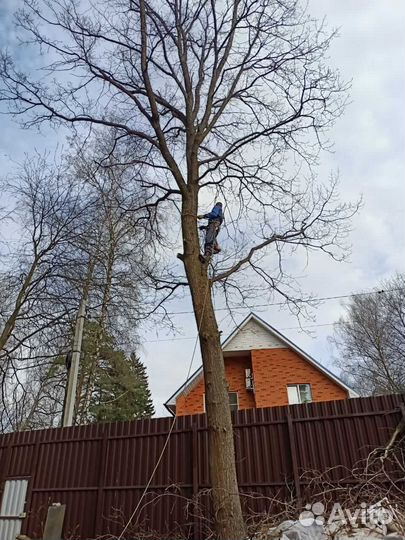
top-left (287, 384), bottom-right (312, 404)
top-left (228, 391), bottom-right (239, 412)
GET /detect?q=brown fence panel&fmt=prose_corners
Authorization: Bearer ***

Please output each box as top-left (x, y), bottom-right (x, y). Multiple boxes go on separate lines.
top-left (0, 394), bottom-right (403, 539)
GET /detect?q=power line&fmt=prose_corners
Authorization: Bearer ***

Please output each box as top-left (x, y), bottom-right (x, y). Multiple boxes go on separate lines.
top-left (161, 287), bottom-right (403, 316)
top-left (143, 322), bottom-right (335, 344)
top-left (143, 287), bottom-right (404, 344)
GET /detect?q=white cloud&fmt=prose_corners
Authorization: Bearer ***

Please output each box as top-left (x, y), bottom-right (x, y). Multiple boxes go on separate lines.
top-left (0, 0), bottom-right (404, 416)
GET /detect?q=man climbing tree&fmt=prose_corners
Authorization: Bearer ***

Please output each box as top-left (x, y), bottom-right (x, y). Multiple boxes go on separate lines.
top-left (197, 202), bottom-right (224, 262)
top-left (0, 1), bottom-right (359, 537)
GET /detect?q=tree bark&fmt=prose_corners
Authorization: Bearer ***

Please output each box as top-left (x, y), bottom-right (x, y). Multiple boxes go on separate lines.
top-left (181, 191), bottom-right (246, 540)
top-left (0, 254), bottom-right (40, 356)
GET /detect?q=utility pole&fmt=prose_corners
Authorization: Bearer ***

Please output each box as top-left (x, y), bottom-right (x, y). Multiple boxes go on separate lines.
top-left (62, 298), bottom-right (87, 427)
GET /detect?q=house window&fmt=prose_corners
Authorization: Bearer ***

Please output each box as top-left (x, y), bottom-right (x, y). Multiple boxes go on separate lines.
top-left (203, 392), bottom-right (239, 412)
top-left (228, 392), bottom-right (239, 412)
top-left (287, 384), bottom-right (312, 404)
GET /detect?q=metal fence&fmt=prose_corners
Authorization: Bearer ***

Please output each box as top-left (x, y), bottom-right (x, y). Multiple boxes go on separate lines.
top-left (0, 394), bottom-right (403, 539)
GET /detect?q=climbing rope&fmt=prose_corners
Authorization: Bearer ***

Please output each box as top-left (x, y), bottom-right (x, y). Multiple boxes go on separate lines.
top-left (117, 276), bottom-right (212, 540)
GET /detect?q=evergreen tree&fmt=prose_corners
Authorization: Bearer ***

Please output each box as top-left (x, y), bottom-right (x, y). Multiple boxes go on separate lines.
top-left (76, 322), bottom-right (154, 423)
top-left (128, 352), bottom-right (155, 418)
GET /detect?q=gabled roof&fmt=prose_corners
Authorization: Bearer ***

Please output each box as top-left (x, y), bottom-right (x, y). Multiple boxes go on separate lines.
top-left (164, 312), bottom-right (358, 414)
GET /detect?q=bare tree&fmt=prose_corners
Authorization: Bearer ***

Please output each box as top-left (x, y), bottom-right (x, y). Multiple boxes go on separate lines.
top-left (331, 274), bottom-right (405, 396)
top-left (0, 138), bottom-right (160, 431)
top-left (0, 353), bottom-right (65, 432)
top-left (0, 154), bottom-right (85, 364)
top-left (0, 155), bottom-right (87, 430)
top-left (0, 1), bottom-right (359, 536)
top-left (66, 132), bottom-right (162, 423)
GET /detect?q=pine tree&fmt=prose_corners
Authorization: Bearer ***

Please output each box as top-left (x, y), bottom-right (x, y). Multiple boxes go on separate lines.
top-left (129, 352), bottom-right (155, 418)
top-left (76, 322), bottom-right (154, 423)
top-left (90, 348), bottom-right (155, 423)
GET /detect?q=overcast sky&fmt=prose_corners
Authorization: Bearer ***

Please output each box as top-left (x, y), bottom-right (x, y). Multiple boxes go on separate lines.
top-left (0, 0), bottom-right (404, 416)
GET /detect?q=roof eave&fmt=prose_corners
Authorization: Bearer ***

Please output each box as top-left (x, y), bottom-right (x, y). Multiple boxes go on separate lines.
top-left (248, 312), bottom-right (359, 398)
top-left (162, 365), bottom-right (204, 412)
top-left (164, 402), bottom-right (176, 416)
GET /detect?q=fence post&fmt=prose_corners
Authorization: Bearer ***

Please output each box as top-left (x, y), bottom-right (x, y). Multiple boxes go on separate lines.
top-left (94, 425), bottom-right (109, 537)
top-left (286, 409), bottom-right (301, 505)
top-left (0, 431), bottom-right (16, 498)
top-left (191, 422), bottom-right (199, 540)
top-left (22, 436), bottom-right (42, 535)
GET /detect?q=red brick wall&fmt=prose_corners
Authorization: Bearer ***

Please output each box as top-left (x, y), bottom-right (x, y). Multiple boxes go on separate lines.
top-left (251, 348), bottom-right (348, 407)
top-left (225, 356), bottom-right (256, 409)
top-left (175, 348), bottom-right (348, 415)
top-left (176, 356), bottom-right (255, 416)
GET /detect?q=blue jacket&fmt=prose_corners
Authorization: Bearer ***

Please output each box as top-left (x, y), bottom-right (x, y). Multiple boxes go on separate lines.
top-left (204, 204), bottom-right (223, 223)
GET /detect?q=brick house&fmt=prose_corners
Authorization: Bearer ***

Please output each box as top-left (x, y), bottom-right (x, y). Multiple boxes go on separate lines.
top-left (164, 313), bottom-right (357, 416)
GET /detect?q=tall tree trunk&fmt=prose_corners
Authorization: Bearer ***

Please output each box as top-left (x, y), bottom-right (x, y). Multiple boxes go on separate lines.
top-left (0, 254), bottom-right (40, 355)
top-left (181, 192), bottom-right (246, 540)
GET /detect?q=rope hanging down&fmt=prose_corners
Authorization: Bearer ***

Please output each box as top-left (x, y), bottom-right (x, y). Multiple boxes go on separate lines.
top-left (117, 272), bottom-right (212, 540)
